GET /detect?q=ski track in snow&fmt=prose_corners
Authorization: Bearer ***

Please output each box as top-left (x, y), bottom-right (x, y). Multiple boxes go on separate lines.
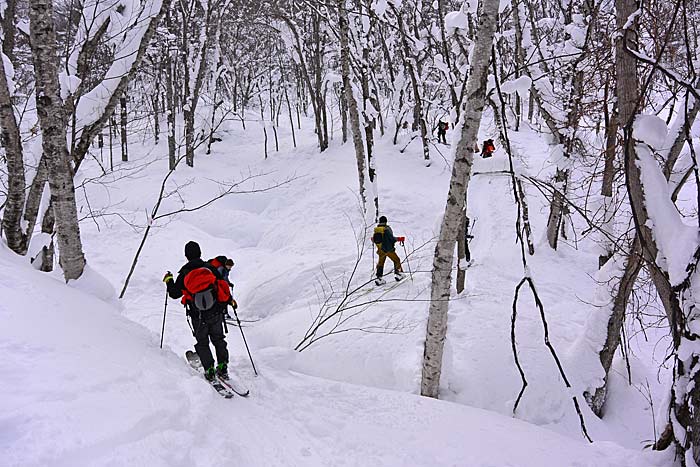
top-left (1, 118), bottom-right (671, 465)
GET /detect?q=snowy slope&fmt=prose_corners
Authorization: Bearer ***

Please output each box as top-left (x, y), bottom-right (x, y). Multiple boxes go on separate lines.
top-left (0, 115), bottom-right (672, 465)
top-left (0, 242), bottom-right (669, 466)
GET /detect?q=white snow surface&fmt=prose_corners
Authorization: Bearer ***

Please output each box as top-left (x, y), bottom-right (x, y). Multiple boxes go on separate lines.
top-left (1, 113), bottom-right (674, 466)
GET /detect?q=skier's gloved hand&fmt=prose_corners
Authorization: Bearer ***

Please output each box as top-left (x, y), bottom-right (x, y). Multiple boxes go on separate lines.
top-left (163, 271), bottom-right (173, 284)
top-left (230, 299), bottom-right (238, 310)
top-left (397, 236), bottom-right (405, 245)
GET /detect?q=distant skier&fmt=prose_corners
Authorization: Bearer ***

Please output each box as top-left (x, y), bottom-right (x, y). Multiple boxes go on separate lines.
top-left (164, 241), bottom-right (234, 381)
top-left (208, 255), bottom-right (236, 319)
top-left (208, 255), bottom-right (235, 287)
top-left (435, 121), bottom-right (449, 144)
top-left (481, 139), bottom-right (495, 158)
top-left (372, 216), bottom-right (405, 286)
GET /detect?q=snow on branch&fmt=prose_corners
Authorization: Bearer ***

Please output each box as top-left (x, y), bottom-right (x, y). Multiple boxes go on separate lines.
top-left (634, 142), bottom-right (700, 287)
top-left (74, 0), bottom-right (166, 129)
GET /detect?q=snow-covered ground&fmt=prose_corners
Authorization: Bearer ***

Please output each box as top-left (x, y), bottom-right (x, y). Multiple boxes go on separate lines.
top-left (1, 114), bottom-right (673, 465)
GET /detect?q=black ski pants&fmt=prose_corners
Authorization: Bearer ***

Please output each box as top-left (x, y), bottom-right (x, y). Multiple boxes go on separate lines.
top-left (190, 307), bottom-right (228, 371)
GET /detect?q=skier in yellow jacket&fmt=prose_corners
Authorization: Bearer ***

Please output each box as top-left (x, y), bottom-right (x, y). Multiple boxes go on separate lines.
top-left (372, 216), bottom-right (405, 285)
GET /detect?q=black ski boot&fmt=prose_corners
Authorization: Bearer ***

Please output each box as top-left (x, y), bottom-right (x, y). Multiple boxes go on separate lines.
top-left (216, 362), bottom-right (229, 380)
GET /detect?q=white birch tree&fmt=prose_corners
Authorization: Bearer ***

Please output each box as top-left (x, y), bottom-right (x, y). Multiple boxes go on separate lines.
top-left (421, 0), bottom-right (500, 398)
top-left (28, 0), bottom-right (86, 280)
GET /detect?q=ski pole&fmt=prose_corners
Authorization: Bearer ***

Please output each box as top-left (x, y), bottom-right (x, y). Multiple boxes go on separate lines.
top-left (231, 305), bottom-right (258, 376)
top-left (402, 242), bottom-right (413, 282)
top-left (160, 288), bottom-right (168, 349)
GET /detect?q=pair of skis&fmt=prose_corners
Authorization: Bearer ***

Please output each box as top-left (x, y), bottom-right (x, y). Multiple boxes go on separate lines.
top-left (375, 272), bottom-right (405, 286)
top-left (185, 350), bottom-right (249, 398)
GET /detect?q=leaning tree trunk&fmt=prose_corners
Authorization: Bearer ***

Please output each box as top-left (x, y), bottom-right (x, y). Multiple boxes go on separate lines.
top-left (421, 0), bottom-right (500, 398)
top-left (584, 1), bottom-right (700, 419)
top-left (584, 237), bottom-right (643, 416)
top-left (618, 0), bottom-right (700, 453)
top-left (28, 0), bottom-right (86, 281)
top-left (338, 0), bottom-right (367, 209)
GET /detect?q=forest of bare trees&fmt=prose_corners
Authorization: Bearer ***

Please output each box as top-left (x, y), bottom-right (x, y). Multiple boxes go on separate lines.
top-left (2, 0), bottom-right (700, 463)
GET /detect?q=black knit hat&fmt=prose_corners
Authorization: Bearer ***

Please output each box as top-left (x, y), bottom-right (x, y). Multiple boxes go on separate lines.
top-left (184, 241), bottom-right (201, 260)
top-left (378, 216), bottom-right (387, 224)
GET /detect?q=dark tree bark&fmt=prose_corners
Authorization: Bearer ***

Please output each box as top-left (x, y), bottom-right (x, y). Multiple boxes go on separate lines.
top-left (120, 93), bottom-right (128, 161)
top-left (0, 45), bottom-right (27, 253)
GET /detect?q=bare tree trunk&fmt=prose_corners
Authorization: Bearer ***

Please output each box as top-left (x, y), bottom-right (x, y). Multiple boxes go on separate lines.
top-left (421, 0), bottom-right (500, 398)
top-left (22, 160), bottom-right (49, 247)
top-left (181, 5), bottom-right (193, 166)
top-left (2, 0), bottom-right (17, 64)
top-left (338, 0), bottom-right (367, 209)
top-left (109, 117), bottom-right (115, 170)
top-left (152, 85), bottom-right (160, 145)
top-left (455, 206), bottom-right (468, 294)
top-left (165, 8), bottom-right (177, 170)
top-left (284, 86), bottom-right (297, 148)
top-left (28, 0), bottom-right (86, 281)
top-left (120, 93), bottom-right (128, 161)
top-left (0, 47), bottom-right (27, 253)
top-left (339, 87), bottom-right (348, 143)
top-left (616, 2), bottom-right (700, 458)
top-left (599, 98), bottom-right (617, 268)
top-left (588, 92), bottom-right (700, 418)
top-left (360, 10), bottom-right (379, 219)
top-left (545, 169), bottom-right (568, 249)
top-left (516, 178), bottom-right (535, 255)
top-left (258, 93), bottom-right (268, 159)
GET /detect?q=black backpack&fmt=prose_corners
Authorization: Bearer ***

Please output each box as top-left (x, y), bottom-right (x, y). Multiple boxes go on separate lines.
top-left (372, 226), bottom-right (385, 246)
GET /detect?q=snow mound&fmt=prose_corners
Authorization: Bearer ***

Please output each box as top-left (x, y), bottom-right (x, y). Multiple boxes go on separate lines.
top-left (501, 75), bottom-right (532, 100)
top-left (445, 11), bottom-right (469, 35)
top-left (69, 264), bottom-right (116, 302)
top-left (633, 114), bottom-right (669, 149)
top-left (0, 239), bottom-right (667, 466)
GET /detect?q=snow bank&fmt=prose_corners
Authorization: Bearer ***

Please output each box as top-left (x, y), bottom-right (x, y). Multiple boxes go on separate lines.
top-left (68, 264), bottom-right (116, 302)
top-left (0, 244), bottom-right (667, 466)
